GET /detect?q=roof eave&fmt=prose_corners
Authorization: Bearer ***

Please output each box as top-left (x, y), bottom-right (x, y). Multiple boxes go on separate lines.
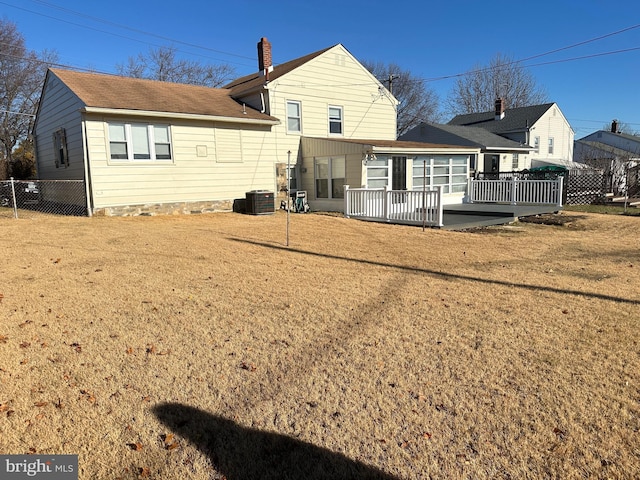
top-left (81, 107), bottom-right (280, 126)
top-left (371, 145), bottom-right (480, 154)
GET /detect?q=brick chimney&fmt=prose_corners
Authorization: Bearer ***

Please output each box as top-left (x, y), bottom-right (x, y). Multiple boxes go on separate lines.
top-left (611, 119), bottom-right (619, 133)
top-left (495, 98), bottom-right (505, 120)
top-left (257, 37), bottom-right (273, 79)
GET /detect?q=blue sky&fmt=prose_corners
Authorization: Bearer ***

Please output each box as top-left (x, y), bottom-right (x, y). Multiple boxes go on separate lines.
top-left (2, 0), bottom-right (639, 137)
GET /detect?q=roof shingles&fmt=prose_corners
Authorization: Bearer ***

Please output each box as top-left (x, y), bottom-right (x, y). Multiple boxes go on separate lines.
top-left (50, 68), bottom-right (278, 122)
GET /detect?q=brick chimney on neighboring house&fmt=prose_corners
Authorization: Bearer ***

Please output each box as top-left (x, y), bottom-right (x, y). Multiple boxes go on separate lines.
top-left (257, 37), bottom-right (273, 80)
top-left (495, 98), bottom-right (505, 120)
top-left (611, 119), bottom-right (619, 133)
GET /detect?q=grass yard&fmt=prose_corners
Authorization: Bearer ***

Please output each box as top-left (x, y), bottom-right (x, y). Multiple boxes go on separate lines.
top-left (0, 210), bottom-right (638, 479)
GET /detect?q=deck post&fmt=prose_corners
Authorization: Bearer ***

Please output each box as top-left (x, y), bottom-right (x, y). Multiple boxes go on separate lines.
top-left (383, 185), bottom-right (390, 221)
top-left (436, 186), bottom-right (444, 227)
top-left (344, 185), bottom-right (350, 217)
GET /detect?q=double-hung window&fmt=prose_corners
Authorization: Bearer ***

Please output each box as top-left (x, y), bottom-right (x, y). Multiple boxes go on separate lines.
top-left (108, 122), bottom-right (172, 162)
top-left (328, 106), bottom-right (343, 135)
top-left (512, 153), bottom-right (519, 170)
top-left (286, 100), bottom-right (302, 133)
top-left (315, 156), bottom-right (345, 199)
top-left (534, 136), bottom-right (540, 154)
top-left (548, 137), bottom-right (554, 155)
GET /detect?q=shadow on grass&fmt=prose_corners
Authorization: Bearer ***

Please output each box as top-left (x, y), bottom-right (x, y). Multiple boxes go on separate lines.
top-left (228, 237), bottom-right (639, 306)
top-left (153, 403), bottom-right (398, 480)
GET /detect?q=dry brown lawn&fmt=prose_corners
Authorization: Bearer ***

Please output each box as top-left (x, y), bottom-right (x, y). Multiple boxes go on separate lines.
top-left (0, 210), bottom-right (638, 479)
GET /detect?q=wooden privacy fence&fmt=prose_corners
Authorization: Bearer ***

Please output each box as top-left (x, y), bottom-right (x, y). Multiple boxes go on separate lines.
top-left (468, 177), bottom-right (563, 206)
top-left (344, 186), bottom-right (444, 227)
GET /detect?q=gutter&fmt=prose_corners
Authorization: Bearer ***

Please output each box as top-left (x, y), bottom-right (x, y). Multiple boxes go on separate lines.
top-left (81, 107), bottom-right (280, 126)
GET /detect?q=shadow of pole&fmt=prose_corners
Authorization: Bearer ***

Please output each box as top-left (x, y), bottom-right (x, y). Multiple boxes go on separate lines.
top-left (228, 237), bottom-right (639, 306)
top-left (153, 402), bottom-right (399, 480)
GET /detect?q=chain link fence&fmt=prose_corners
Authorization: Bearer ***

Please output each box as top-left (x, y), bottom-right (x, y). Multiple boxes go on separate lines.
top-left (0, 179), bottom-right (88, 219)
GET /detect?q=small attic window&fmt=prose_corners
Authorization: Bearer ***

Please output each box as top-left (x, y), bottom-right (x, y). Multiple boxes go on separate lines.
top-left (53, 128), bottom-right (69, 168)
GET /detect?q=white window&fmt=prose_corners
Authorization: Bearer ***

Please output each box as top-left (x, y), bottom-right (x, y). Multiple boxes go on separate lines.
top-left (548, 137), bottom-right (554, 155)
top-left (315, 156), bottom-right (345, 199)
top-left (534, 136), bottom-right (540, 154)
top-left (512, 153), bottom-right (519, 170)
top-left (365, 157), bottom-right (389, 188)
top-left (411, 155), bottom-right (468, 194)
top-left (286, 100), bottom-right (302, 133)
top-left (108, 122), bottom-right (172, 162)
top-left (328, 106), bottom-right (343, 135)
top-left (52, 128), bottom-right (69, 168)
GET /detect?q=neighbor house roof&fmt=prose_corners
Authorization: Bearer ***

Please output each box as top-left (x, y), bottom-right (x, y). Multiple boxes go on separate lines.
top-left (224, 45), bottom-right (336, 96)
top-left (448, 103), bottom-right (556, 134)
top-left (48, 68), bottom-right (279, 124)
top-left (400, 123), bottom-right (532, 151)
top-left (576, 140), bottom-right (640, 159)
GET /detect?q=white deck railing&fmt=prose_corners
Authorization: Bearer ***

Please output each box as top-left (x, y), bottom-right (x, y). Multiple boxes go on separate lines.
top-left (468, 177), bottom-right (563, 206)
top-left (344, 186), bottom-right (444, 227)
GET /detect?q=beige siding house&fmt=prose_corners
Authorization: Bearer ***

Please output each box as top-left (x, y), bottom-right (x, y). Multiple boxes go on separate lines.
top-left (34, 38), bottom-right (476, 215)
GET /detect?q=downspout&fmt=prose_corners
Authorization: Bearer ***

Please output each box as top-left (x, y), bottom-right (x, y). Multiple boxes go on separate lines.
top-left (81, 113), bottom-right (93, 217)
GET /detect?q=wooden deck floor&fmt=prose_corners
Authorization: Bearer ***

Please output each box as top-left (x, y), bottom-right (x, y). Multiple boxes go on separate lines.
top-left (441, 203), bottom-right (562, 230)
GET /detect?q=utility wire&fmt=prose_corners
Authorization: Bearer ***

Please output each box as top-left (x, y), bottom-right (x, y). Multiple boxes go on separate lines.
top-left (0, 0), bottom-right (255, 68)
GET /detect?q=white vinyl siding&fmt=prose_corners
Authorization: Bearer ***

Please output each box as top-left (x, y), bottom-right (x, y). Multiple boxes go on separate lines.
top-left (33, 73), bottom-right (85, 180)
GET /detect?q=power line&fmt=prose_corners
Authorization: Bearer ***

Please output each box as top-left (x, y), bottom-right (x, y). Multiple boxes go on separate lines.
top-left (0, 0), bottom-right (255, 68)
top-left (30, 0), bottom-right (255, 62)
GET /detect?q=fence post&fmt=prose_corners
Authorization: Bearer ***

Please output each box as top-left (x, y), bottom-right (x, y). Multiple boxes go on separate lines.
top-left (344, 185), bottom-right (350, 217)
top-left (511, 177), bottom-right (518, 205)
top-left (467, 178), bottom-right (474, 203)
top-left (10, 177), bottom-right (18, 219)
top-left (557, 176), bottom-right (564, 207)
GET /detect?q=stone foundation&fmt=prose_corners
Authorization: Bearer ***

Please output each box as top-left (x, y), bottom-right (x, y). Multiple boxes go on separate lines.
top-left (95, 199), bottom-right (236, 217)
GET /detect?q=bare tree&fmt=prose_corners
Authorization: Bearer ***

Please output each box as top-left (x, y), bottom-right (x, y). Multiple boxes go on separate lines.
top-left (0, 19), bottom-right (55, 179)
top-left (446, 53), bottom-right (548, 117)
top-left (117, 46), bottom-right (236, 87)
top-left (362, 61), bottom-right (442, 137)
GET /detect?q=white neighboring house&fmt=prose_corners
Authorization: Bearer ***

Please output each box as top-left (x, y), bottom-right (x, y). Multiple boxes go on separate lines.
top-left (399, 122), bottom-right (533, 175)
top-left (574, 121), bottom-right (640, 196)
top-left (448, 99), bottom-right (576, 171)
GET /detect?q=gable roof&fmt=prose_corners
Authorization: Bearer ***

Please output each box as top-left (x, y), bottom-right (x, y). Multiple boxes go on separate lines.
top-left (448, 103), bottom-right (556, 134)
top-left (48, 68), bottom-right (279, 124)
top-left (400, 123), bottom-right (532, 150)
top-left (224, 45), bottom-right (336, 96)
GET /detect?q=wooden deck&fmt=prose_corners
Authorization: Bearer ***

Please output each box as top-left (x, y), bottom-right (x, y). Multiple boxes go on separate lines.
top-left (441, 203), bottom-right (562, 230)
